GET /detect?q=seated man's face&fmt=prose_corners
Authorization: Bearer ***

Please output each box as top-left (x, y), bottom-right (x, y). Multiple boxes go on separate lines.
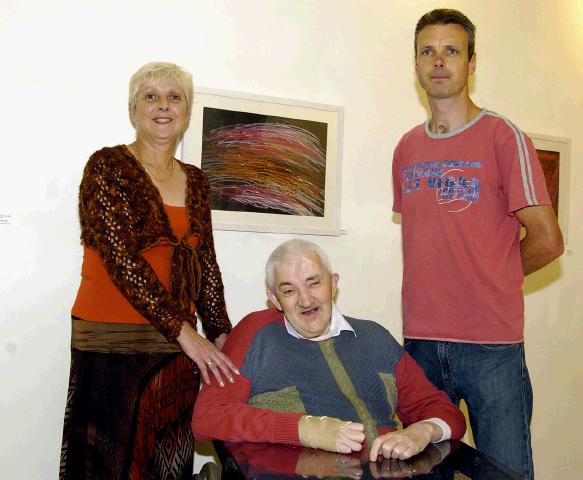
top-left (267, 251), bottom-right (339, 339)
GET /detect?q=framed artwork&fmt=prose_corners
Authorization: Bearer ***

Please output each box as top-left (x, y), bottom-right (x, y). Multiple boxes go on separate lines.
top-left (182, 88), bottom-right (343, 235)
top-left (530, 133), bottom-right (570, 243)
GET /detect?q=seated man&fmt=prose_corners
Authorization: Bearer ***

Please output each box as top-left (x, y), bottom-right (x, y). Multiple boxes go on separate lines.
top-left (192, 239), bottom-right (466, 460)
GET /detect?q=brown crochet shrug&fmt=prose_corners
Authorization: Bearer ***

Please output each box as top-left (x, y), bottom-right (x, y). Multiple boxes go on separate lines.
top-left (79, 145), bottom-right (231, 341)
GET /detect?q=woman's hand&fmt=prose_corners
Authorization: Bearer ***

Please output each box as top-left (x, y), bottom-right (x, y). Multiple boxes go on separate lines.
top-left (214, 332), bottom-right (229, 351)
top-left (177, 322), bottom-right (239, 387)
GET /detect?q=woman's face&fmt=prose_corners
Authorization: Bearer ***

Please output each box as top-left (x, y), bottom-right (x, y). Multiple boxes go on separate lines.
top-left (130, 78), bottom-right (188, 144)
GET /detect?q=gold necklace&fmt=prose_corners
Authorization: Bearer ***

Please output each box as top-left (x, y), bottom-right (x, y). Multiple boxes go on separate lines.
top-left (129, 143), bottom-right (176, 183)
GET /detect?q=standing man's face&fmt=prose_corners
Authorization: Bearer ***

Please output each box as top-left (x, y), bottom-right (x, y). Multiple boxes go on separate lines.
top-left (415, 24), bottom-right (476, 100)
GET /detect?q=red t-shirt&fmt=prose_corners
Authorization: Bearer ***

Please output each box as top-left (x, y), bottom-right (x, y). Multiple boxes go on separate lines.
top-left (392, 111), bottom-right (550, 343)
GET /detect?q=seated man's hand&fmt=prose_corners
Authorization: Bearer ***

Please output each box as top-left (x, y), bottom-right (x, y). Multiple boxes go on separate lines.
top-left (337, 422), bottom-right (366, 454)
top-left (299, 415), bottom-right (365, 453)
top-left (369, 421), bottom-right (441, 461)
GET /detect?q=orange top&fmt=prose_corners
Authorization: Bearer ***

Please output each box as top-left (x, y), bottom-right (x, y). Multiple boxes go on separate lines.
top-left (72, 205), bottom-right (195, 324)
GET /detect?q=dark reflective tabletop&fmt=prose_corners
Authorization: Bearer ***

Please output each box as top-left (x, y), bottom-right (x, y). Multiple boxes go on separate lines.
top-left (213, 440), bottom-right (525, 480)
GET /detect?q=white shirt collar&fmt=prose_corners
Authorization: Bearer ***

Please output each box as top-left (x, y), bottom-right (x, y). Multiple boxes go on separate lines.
top-left (284, 303), bottom-right (356, 341)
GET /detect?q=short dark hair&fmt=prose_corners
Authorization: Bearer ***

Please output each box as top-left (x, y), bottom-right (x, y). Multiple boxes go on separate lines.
top-left (415, 9), bottom-right (476, 59)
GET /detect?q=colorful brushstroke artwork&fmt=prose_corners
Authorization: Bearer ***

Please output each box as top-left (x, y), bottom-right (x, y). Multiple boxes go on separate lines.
top-left (536, 149), bottom-right (560, 217)
top-left (201, 107), bottom-right (327, 217)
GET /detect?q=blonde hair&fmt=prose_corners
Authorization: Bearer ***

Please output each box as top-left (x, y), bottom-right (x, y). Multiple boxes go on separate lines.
top-left (128, 61), bottom-right (194, 124)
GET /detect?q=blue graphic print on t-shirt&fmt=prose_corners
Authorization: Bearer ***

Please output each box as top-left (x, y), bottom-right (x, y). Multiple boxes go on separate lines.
top-left (402, 160), bottom-right (483, 212)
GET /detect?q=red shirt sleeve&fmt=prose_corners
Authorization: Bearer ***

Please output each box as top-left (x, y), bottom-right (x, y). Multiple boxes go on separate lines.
top-left (494, 123), bottom-right (551, 214)
top-left (392, 138), bottom-right (404, 214)
top-left (192, 311), bottom-right (304, 445)
top-left (395, 352), bottom-right (466, 440)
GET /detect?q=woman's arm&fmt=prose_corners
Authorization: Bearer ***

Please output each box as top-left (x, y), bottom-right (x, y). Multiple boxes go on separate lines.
top-left (188, 169), bottom-right (232, 341)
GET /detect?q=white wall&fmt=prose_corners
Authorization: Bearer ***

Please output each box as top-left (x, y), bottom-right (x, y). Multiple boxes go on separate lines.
top-left (1, 1), bottom-right (582, 477)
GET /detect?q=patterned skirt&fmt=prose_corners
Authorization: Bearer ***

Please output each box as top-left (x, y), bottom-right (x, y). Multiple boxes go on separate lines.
top-left (60, 318), bottom-right (199, 480)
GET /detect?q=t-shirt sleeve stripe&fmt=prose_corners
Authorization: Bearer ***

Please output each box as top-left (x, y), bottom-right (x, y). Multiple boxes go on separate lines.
top-left (518, 128), bottom-right (539, 204)
top-left (490, 112), bottom-right (538, 206)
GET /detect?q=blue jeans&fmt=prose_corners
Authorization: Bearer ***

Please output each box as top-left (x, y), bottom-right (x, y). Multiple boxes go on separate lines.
top-left (404, 339), bottom-right (534, 479)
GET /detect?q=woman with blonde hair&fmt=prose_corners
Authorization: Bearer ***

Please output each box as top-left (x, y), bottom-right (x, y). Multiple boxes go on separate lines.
top-left (60, 62), bottom-right (238, 479)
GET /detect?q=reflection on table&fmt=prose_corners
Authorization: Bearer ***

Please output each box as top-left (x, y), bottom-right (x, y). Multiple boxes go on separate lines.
top-left (212, 440), bottom-right (526, 480)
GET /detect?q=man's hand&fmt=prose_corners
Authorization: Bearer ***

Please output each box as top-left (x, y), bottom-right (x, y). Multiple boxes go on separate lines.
top-left (337, 422), bottom-right (366, 454)
top-left (369, 422), bottom-right (441, 461)
top-left (298, 415), bottom-right (365, 453)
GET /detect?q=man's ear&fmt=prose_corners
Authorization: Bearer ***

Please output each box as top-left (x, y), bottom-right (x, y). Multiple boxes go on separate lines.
top-left (469, 53), bottom-right (477, 75)
top-left (331, 273), bottom-right (339, 295)
top-left (266, 289), bottom-right (283, 311)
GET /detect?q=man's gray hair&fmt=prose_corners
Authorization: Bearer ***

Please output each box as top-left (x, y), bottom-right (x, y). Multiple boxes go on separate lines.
top-left (265, 239), bottom-right (333, 290)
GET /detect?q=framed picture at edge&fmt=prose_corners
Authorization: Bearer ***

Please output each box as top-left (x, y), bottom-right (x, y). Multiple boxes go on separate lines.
top-left (529, 133), bottom-right (570, 244)
top-left (182, 88), bottom-right (344, 235)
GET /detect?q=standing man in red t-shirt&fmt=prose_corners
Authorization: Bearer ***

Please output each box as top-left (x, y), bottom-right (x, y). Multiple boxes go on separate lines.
top-left (392, 8), bottom-right (563, 479)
